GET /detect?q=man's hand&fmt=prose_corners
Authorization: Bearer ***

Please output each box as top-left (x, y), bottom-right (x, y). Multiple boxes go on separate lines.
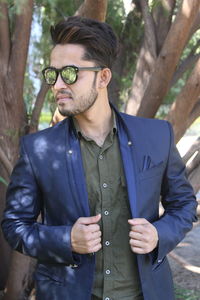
top-left (71, 214), bottom-right (102, 254)
top-left (128, 218), bottom-right (158, 254)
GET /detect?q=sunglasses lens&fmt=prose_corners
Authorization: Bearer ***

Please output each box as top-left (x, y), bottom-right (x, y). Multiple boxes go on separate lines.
top-left (43, 69), bottom-right (57, 85)
top-left (61, 67), bottom-right (77, 84)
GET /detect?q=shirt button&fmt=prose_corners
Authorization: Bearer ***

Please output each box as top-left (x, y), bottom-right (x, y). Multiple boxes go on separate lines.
top-left (105, 241), bottom-right (110, 246)
top-left (99, 154), bottom-right (103, 159)
top-left (106, 269), bottom-right (111, 275)
top-left (104, 210), bottom-right (109, 216)
top-left (103, 183), bottom-right (108, 188)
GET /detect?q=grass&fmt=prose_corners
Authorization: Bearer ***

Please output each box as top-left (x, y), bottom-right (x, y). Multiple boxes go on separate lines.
top-left (175, 286), bottom-right (200, 300)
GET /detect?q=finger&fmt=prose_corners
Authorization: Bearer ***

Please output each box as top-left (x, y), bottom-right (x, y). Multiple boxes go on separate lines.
top-left (87, 238), bottom-right (102, 253)
top-left (129, 238), bottom-right (145, 248)
top-left (89, 242), bottom-right (102, 253)
top-left (77, 214), bottom-right (101, 225)
top-left (92, 231), bottom-right (102, 239)
top-left (129, 231), bottom-right (143, 240)
top-left (87, 224), bottom-right (101, 233)
top-left (128, 218), bottom-right (149, 226)
top-left (130, 246), bottom-right (147, 254)
top-left (130, 224), bottom-right (148, 234)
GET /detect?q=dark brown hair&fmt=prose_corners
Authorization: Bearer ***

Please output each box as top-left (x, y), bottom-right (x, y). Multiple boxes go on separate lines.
top-left (50, 16), bottom-right (119, 69)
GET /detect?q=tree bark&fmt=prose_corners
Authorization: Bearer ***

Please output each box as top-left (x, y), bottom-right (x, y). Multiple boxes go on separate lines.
top-left (0, 1), bottom-right (34, 299)
top-left (126, 0), bottom-right (157, 115)
top-left (0, 148), bottom-right (13, 178)
top-left (3, 252), bottom-right (36, 300)
top-left (187, 100), bottom-right (200, 128)
top-left (75, 0), bottom-right (108, 21)
top-left (188, 164), bottom-right (200, 194)
top-left (0, 1), bottom-right (10, 71)
top-left (29, 82), bottom-right (49, 133)
top-left (170, 53), bottom-right (200, 87)
top-left (137, 0), bottom-right (200, 118)
top-left (166, 56), bottom-right (200, 142)
top-left (183, 137), bottom-right (200, 194)
top-left (153, 0), bottom-right (176, 53)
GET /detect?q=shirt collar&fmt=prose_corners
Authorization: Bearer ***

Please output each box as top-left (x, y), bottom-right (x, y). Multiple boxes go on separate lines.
top-left (72, 110), bottom-right (117, 140)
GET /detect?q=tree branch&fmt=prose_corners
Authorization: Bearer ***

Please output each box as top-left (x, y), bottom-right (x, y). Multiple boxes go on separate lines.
top-left (10, 0), bottom-right (34, 99)
top-left (0, 1), bottom-right (10, 70)
top-left (140, 0), bottom-right (157, 57)
top-left (171, 53), bottom-right (200, 87)
top-left (0, 147), bottom-right (13, 177)
top-left (29, 82), bottom-right (49, 133)
top-left (187, 99), bottom-right (200, 127)
top-left (153, 0), bottom-right (176, 52)
top-left (75, 0), bottom-right (108, 21)
top-left (126, 1), bottom-right (157, 115)
top-left (166, 56), bottom-right (200, 142)
top-left (137, 0), bottom-right (200, 118)
top-left (188, 163), bottom-right (200, 194)
top-left (182, 137), bottom-right (200, 164)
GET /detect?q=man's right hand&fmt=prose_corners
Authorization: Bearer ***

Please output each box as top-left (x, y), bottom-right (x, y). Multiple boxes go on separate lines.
top-left (71, 214), bottom-right (102, 254)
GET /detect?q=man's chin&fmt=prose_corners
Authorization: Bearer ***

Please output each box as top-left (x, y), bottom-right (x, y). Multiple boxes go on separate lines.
top-left (58, 108), bottom-right (76, 117)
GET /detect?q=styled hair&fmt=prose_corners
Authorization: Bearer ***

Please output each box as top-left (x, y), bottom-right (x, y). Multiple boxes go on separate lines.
top-left (50, 16), bottom-right (119, 69)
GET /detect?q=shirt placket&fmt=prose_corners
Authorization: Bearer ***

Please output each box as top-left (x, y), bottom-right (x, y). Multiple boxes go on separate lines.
top-left (98, 145), bottom-right (113, 300)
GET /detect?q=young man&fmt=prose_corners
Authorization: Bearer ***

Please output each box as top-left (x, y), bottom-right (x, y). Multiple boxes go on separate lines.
top-left (2, 16), bottom-right (197, 300)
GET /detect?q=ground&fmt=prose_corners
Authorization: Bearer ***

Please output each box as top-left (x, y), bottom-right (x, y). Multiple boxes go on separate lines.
top-left (168, 218), bottom-right (200, 299)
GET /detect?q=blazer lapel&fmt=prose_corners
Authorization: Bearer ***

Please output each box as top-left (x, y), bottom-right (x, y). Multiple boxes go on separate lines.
top-left (65, 119), bottom-right (90, 217)
top-left (116, 115), bottom-right (139, 218)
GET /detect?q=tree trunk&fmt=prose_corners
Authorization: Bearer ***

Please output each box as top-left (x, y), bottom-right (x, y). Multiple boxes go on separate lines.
top-left (0, 1), bottom-right (34, 299)
top-left (137, 0), bottom-right (200, 118)
top-left (75, 0), bottom-right (108, 21)
top-left (166, 56), bottom-right (200, 142)
top-left (153, 0), bottom-right (176, 53)
top-left (29, 82), bottom-right (49, 133)
top-left (126, 0), bottom-right (157, 115)
top-left (3, 253), bottom-right (36, 300)
top-left (183, 137), bottom-right (200, 194)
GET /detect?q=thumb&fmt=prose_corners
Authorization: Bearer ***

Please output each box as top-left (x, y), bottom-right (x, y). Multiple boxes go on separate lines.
top-left (78, 214), bottom-right (101, 225)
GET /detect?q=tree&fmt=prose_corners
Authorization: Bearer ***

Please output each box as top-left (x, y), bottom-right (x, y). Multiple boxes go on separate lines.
top-left (0, 0), bottom-right (34, 293)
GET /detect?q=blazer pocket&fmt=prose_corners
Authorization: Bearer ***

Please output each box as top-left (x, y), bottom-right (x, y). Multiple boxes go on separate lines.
top-left (139, 161), bottom-right (164, 180)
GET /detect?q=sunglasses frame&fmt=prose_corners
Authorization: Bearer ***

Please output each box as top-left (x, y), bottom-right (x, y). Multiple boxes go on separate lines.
top-left (42, 65), bottom-right (104, 85)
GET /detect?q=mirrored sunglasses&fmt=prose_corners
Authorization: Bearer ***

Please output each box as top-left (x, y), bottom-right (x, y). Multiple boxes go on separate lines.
top-left (42, 65), bottom-right (104, 85)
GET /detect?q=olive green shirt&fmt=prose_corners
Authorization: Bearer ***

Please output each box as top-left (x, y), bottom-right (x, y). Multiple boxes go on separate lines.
top-left (73, 113), bottom-right (143, 300)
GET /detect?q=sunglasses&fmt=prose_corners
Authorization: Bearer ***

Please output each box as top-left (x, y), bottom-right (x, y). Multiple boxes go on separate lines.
top-left (42, 65), bottom-right (104, 85)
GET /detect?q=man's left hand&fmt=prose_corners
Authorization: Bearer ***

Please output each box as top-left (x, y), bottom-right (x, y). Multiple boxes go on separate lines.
top-left (128, 218), bottom-right (158, 254)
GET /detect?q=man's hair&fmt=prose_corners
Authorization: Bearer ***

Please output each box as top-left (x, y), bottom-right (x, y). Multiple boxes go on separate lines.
top-left (50, 16), bottom-right (119, 69)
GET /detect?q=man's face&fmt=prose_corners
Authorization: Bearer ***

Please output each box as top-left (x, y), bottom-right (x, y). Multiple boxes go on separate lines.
top-left (50, 44), bottom-right (99, 117)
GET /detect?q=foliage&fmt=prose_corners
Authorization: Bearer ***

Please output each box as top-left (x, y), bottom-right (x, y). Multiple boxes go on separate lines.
top-left (175, 286), bottom-right (200, 300)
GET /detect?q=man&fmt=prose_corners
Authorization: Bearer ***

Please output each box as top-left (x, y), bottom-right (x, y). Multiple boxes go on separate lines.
top-left (2, 16), bottom-right (197, 300)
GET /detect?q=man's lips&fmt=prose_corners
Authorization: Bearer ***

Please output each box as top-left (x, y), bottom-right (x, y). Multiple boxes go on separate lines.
top-left (56, 93), bottom-right (73, 102)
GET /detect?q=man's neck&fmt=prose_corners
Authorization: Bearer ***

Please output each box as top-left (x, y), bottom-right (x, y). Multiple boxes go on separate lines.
top-left (74, 101), bottom-right (113, 147)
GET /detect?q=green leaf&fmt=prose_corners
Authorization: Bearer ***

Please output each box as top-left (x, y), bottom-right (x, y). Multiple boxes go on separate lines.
top-left (0, 177), bottom-right (8, 186)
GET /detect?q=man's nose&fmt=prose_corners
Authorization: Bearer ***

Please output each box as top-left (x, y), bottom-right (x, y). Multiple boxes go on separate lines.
top-left (53, 74), bottom-right (67, 90)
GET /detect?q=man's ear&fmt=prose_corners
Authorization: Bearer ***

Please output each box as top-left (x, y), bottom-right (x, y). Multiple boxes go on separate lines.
top-left (98, 68), bottom-right (112, 88)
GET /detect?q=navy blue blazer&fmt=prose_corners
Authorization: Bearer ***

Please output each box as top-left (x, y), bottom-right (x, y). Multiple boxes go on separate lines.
top-left (2, 109), bottom-right (197, 300)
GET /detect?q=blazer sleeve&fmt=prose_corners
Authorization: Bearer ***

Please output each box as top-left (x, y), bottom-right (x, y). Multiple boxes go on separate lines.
top-left (1, 137), bottom-right (80, 266)
top-left (152, 121), bottom-right (197, 263)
